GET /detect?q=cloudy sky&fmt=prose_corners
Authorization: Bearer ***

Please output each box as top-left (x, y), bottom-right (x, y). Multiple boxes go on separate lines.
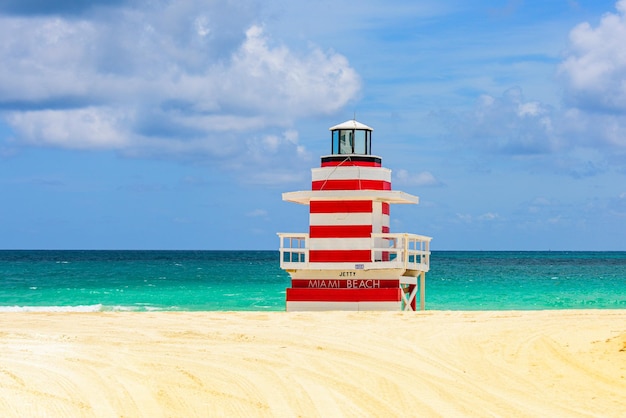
top-left (1, 0), bottom-right (625, 250)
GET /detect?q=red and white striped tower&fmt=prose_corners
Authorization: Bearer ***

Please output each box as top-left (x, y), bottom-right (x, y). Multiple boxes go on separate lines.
top-left (278, 120), bottom-right (431, 311)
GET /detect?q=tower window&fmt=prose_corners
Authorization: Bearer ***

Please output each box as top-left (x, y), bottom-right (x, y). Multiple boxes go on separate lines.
top-left (339, 130), bottom-right (353, 154)
top-left (331, 129), bottom-right (371, 155)
top-left (354, 130), bottom-right (366, 154)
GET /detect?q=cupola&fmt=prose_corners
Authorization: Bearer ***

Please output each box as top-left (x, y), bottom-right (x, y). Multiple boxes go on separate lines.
top-left (329, 120), bottom-right (373, 155)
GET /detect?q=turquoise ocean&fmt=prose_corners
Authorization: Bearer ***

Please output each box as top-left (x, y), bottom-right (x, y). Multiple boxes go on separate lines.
top-left (1, 250), bottom-right (625, 312)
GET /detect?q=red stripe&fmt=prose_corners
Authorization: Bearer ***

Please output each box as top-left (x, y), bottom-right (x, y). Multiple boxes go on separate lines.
top-left (309, 250), bottom-right (371, 263)
top-left (286, 288), bottom-right (401, 302)
top-left (312, 180), bottom-right (391, 191)
top-left (310, 200), bottom-right (372, 213)
top-left (382, 226), bottom-right (390, 233)
top-left (321, 161), bottom-right (381, 167)
top-left (382, 203), bottom-right (390, 215)
top-left (310, 225), bottom-right (372, 238)
top-left (291, 279), bottom-right (399, 288)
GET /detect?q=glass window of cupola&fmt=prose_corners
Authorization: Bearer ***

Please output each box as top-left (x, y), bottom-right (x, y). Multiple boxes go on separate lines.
top-left (331, 129), bottom-right (371, 155)
top-left (339, 130), bottom-right (353, 154)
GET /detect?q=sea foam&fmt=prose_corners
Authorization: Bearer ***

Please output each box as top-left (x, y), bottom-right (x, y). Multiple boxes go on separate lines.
top-left (0, 304), bottom-right (104, 313)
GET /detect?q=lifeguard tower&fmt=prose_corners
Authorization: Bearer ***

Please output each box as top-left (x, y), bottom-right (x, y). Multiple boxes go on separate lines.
top-left (278, 120), bottom-right (431, 311)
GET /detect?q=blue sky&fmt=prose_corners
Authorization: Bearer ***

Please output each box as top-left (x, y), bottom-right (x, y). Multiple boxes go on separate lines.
top-left (1, 0), bottom-right (626, 250)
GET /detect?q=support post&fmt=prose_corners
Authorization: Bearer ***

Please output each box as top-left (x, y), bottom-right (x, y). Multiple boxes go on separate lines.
top-left (419, 271), bottom-right (426, 310)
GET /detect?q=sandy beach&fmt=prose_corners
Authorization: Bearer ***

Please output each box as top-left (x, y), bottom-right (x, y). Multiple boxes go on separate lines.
top-left (1, 310), bottom-right (625, 417)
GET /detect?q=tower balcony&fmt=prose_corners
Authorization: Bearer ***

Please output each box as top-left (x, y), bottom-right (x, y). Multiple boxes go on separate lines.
top-left (277, 232), bottom-right (431, 274)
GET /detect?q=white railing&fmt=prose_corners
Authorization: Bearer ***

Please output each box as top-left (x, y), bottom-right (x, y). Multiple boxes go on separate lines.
top-left (278, 233), bottom-right (309, 266)
top-left (370, 233), bottom-right (431, 272)
top-left (277, 232), bottom-right (430, 272)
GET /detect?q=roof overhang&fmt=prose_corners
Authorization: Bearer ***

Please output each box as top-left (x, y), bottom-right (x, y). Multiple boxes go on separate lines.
top-left (282, 190), bottom-right (419, 205)
top-left (328, 120), bottom-right (373, 131)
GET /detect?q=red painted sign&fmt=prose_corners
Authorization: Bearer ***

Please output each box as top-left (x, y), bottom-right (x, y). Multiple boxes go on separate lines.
top-left (291, 279), bottom-right (399, 289)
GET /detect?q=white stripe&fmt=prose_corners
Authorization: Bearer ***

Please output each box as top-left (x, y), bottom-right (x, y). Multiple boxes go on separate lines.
top-left (286, 261), bottom-right (407, 270)
top-left (286, 301), bottom-right (400, 311)
top-left (358, 301), bottom-right (401, 310)
top-left (372, 201), bottom-right (382, 233)
top-left (310, 213), bottom-right (373, 226)
top-left (309, 238), bottom-right (372, 250)
top-left (311, 167), bottom-right (391, 182)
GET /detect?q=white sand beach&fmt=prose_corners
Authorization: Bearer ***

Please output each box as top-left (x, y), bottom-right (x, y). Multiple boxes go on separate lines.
top-left (1, 310), bottom-right (625, 417)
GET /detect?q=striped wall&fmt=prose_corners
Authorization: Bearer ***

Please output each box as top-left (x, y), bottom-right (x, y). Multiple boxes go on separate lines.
top-left (285, 155), bottom-right (402, 310)
top-left (308, 199), bottom-right (389, 263)
top-left (311, 166), bottom-right (391, 191)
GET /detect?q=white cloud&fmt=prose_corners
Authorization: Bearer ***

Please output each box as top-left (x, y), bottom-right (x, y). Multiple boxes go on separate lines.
top-left (223, 25), bottom-right (360, 117)
top-left (559, 0), bottom-right (626, 113)
top-left (7, 107), bottom-right (129, 149)
top-left (395, 169), bottom-right (443, 187)
top-left (0, 17), bottom-right (97, 102)
top-left (246, 209), bottom-right (269, 218)
top-left (455, 87), bottom-right (559, 155)
top-left (194, 16), bottom-right (211, 37)
top-left (560, 109), bottom-right (626, 150)
top-left (246, 129), bottom-right (310, 163)
top-left (435, 1), bottom-right (626, 177)
top-left (455, 213), bottom-right (473, 223)
top-left (477, 212), bottom-right (500, 221)
top-left (455, 212), bottom-right (501, 224)
top-left (517, 102), bottom-right (542, 117)
top-left (0, 1), bottom-right (360, 182)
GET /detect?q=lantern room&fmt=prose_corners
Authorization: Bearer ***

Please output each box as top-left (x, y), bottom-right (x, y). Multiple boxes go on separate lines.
top-left (330, 120), bottom-right (373, 155)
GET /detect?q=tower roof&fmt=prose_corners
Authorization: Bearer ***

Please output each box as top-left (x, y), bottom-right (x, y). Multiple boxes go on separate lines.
top-left (329, 120), bottom-right (373, 131)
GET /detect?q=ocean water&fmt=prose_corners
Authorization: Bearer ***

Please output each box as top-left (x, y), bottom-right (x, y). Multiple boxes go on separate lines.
top-left (1, 250), bottom-right (625, 312)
